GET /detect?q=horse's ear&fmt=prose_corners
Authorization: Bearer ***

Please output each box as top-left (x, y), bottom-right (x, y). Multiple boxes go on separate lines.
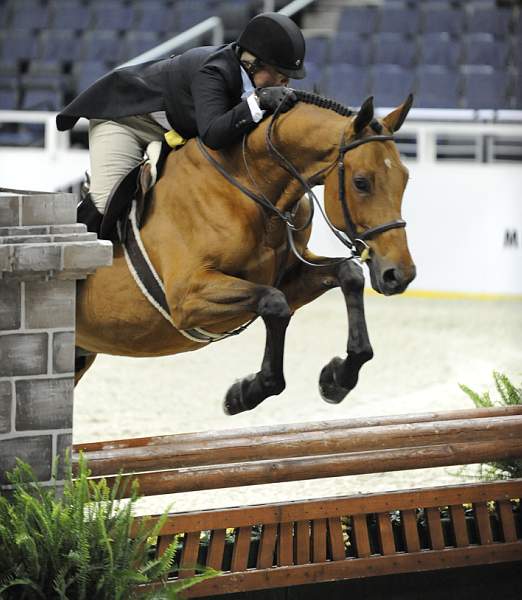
top-left (353, 96), bottom-right (374, 135)
top-left (382, 94), bottom-right (414, 133)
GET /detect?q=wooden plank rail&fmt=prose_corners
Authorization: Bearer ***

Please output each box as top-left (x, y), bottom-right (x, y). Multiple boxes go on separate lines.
top-left (91, 437), bottom-right (522, 496)
top-left (73, 406), bottom-right (522, 475)
top-left (76, 413), bottom-right (522, 476)
top-left (73, 410), bottom-right (522, 497)
top-left (72, 407), bottom-right (522, 596)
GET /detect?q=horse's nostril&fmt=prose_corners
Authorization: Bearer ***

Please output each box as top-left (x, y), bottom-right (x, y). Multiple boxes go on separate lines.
top-left (383, 268), bottom-right (399, 285)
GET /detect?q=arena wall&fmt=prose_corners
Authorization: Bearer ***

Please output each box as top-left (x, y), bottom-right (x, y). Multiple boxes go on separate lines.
top-left (309, 162), bottom-right (522, 296)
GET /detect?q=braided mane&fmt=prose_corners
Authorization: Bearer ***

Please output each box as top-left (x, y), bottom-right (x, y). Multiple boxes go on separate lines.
top-left (293, 89), bottom-right (354, 117)
top-left (293, 90), bottom-right (383, 133)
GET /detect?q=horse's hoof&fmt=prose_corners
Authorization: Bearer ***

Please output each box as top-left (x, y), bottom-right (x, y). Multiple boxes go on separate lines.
top-left (223, 374), bottom-right (256, 416)
top-left (319, 357), bottom-right (350, 404)
top-left (223, 380), bottom-right (243, 415)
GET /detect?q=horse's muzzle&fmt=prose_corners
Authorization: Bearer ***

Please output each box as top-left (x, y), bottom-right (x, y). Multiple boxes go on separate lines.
top-left (369, 259), bottom-right (416, 296)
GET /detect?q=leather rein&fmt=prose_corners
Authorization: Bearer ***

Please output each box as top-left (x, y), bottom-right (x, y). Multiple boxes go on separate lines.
top-left (197, 103), bottom-right (406, 267)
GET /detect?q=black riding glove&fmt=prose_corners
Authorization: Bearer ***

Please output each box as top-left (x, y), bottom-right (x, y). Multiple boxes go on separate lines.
top-left (256, 86), bottom-right (298, 114)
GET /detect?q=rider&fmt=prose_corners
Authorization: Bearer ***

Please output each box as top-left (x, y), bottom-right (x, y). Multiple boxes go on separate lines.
top-left (56, 12), bottom-right (306, 216)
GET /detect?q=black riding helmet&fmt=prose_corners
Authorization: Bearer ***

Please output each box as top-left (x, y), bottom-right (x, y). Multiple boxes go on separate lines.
top-left (237, 12), bottom-right (306, 80)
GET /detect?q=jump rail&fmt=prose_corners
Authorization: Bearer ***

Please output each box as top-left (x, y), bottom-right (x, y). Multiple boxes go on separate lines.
top-left (73, 407), bottom-right (522, 597)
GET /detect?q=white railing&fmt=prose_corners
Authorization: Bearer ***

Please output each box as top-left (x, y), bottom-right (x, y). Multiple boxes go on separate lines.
top-left (2, 109), bottom-right (521, 163)
top-left (398, 121), bottom-right (522, 163)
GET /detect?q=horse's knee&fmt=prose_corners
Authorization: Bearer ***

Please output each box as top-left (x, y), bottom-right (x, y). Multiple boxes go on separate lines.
top-left (338, 260), bottom-right (365, 292)
top-left (257, 288), bottom-right (291, 319)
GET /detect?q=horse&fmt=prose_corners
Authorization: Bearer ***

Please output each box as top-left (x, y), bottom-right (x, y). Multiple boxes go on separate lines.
top-left (75, 92), bottom-right (416, 415)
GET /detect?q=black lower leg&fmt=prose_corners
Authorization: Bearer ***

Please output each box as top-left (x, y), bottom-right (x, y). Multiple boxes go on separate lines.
top-left (319, 260), bottom-right (374, 404)
top-left (224, 288), bottom-right (291, 415)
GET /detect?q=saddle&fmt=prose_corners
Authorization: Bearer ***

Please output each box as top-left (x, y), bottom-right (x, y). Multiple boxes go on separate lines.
top-left (77, 139), bottom-right (171, 242)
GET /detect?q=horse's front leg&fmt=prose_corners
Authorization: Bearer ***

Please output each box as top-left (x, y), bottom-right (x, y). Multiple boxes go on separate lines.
top-left (318, 258), bottom-right (373, 403)
top-left (280, 252), bottom-right (373, 404)
top-left (165, 271), bottom-right (292, 415)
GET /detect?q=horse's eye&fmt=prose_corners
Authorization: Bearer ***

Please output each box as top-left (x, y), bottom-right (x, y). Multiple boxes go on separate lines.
top-left (353, 177), bottom-right (371, 193)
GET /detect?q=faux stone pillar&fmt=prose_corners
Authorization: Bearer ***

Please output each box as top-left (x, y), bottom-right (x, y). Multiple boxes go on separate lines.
top-left (0, 189), bottom-right (112, 488)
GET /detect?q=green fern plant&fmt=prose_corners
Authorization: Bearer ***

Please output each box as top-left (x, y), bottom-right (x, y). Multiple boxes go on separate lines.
top-left (0, 456), bottom-right (217, 599)
top-left (460, 371), bottom-right (522, 481)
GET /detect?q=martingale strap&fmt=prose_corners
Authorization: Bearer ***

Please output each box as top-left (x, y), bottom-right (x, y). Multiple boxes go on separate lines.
top-left (118, 201), bottom-right (245, 344)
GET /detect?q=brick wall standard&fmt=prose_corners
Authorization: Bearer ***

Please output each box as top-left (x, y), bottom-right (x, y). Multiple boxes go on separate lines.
top-left (0, 189), bottom-right (112, 487)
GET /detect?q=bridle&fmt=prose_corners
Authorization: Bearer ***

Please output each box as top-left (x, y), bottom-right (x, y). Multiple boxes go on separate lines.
top-left (197, 98), bottom-right (407, 267)
top-left (335, 134), bottom-right (406, 261)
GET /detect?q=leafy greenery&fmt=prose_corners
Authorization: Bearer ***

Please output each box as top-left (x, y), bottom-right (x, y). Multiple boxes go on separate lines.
top-left (460, 371), bottom-right (522, 480)
top-left (0, 457), bottom-right (217, 600)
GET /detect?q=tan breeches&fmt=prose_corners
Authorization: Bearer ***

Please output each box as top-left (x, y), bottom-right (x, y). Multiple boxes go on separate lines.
top-left (88, 115), bottom-right (166, 213)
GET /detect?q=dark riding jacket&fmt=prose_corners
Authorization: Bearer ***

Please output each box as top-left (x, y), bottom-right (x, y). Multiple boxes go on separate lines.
top-left (56, 43), bottom-right (258, 149)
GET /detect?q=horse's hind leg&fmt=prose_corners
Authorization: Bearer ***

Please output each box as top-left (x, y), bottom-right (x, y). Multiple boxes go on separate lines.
top-left (75, 350), bottom-right (97, 385)
top-left (224, 288), bottom-right (291, 415)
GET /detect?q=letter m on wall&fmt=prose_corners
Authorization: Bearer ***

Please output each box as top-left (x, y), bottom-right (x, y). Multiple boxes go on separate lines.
top-left (504, 229), bottom-right (518, 247)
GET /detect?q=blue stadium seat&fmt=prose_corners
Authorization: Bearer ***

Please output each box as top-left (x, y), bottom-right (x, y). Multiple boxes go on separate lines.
top-left (10, 0), bottom-right (49, 30)
top-left (133, 2), bottom-right (170, 34)
top-left (370, 64), bottom-right (415, 108)
top-left (292, 63), bottom-right (323, 94)
top-left (90, 1), bottom-right (136, 32)
top-left (0, 83), bottom-right (19, 110)
top-left (216, 0), bottom-right (252, 39)
top-left (466, 6), bottom-right (512, 36)
top-left (418, 33), bottom-right (460, 68)
top-left (462, 34), bottom-right (509, 69)
top-left (304, 36), bottom-right (330, 66)
top-left (0, 30), bottom-right (39, 61)
top-left (421, 6), bottom-right (464, 35)
top-left (514, 76), bottom-right (522, 109)
top-left (38, 30), bottom-right (83, 62)
top-left (175, 0), bottom-right (214, 32)
top-left (48, 1), bottom-right (91, 30)
top-left (461, 66), bottom-right (510, 109)
top-left (119, 32), bottom-right (160, 64)
top-left (409, 0), bottom-right (454, 6)
top-left (0, 60), bottom-right (18, 87)
top-left (80, 30), bottom-right (121, 62)
top-left (513, 37), bottom-right (522, 69)
top-left (373, 34), bottom-right (416, 68)
top-left (515, 11), bottom-right (522, 36)
top-left (415, 65), bottom-right (460, 108)
top-left (330, 33), bottom-right (372, 67)
top-left (322, 64), bottom-right (371, 107)
top-left (22, 60), bottom-right (66, 90)
top-left (71, 61), bottom-right (107, 94)
top-left (0, 3), bottom-right (10, 29)
top-left (377, 5), bottom-right (419, 35)
top-left (338, 7), bottom-right (378, 35)
top-left (21, 84), bottom-right (64, 111)
top-left (0, 125), bottom-right (45, 147)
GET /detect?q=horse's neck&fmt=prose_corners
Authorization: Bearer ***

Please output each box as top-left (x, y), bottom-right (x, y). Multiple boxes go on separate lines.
top-left (244, 105), bottom-right (347, 213)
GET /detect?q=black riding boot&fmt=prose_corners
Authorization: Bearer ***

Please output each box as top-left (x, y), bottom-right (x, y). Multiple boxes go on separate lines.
top-left (77, 192), bottom-right (103, 236)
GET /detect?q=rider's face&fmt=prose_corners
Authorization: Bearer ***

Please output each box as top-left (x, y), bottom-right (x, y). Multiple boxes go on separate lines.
top-left (253, 64), bottom-right (289, 88)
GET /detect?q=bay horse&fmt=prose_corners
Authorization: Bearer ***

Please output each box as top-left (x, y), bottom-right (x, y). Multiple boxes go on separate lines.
top-left (75, 92), bottom-right (416, 415)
